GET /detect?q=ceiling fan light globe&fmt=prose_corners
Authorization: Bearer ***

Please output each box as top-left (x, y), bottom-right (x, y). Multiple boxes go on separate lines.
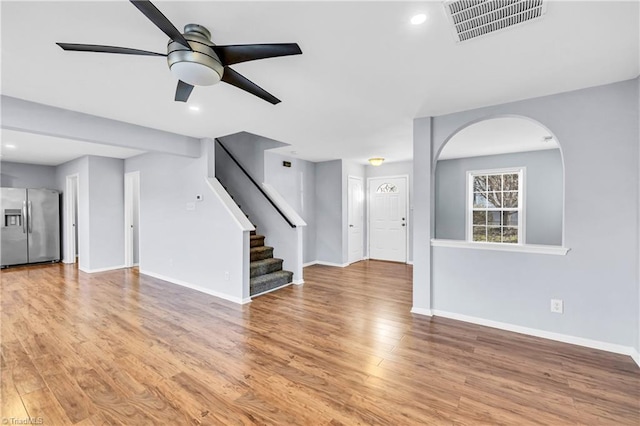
top-left (170, 62), bottom-right (221, 86)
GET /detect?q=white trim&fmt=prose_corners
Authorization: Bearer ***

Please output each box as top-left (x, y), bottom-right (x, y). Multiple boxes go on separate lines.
top-left (303, 261), bottom-right (318, 267)
top-left (293, 279), bottom-right (304, 285)
top-left (261, 183), bottom-right (307, 227)
top-left (411, 307), bottom-right (433, 316)
top-left (205, 177), bottom-right (254, 231)
top-left (314, 260), bottom-right (349, 268)
top-left (367, 174), bottom-right (410, 263)
top-left (631, 348), bottom-right (640, 368)
top-left (433, 309), bottom-right (636, 358)
top-left (140, 269), bottom-right (250, 305)
top-left (406, 260), bottom-right (414, 265)
top-left (431, 238), bottom-right (570, 255)
top-left (79, 264), bottom-right (126, 273)
top-left (251, 281), bottom-right (293, 298)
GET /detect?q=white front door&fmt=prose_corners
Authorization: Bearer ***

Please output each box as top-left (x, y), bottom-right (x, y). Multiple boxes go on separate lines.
top-left (348, 176), bottom-right (364, 264)
top-left (369, 176), bottom-right (407, 263)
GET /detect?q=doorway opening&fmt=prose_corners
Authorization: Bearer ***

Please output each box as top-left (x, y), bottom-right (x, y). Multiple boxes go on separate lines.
top-left (124, 171), bottom-right (140, 267)
top-left (64, 174), bottom-right (79, 264)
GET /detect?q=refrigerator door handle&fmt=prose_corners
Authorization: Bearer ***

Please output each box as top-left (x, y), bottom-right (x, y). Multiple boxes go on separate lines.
top-left (28, 200), bottom-right (33, 233)
top-left (22, 200), bottom-right (27, 233)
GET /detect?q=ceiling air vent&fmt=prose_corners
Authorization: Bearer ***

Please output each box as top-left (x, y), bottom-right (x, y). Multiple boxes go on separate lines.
top-left (444, 0), bottom-right (546, 42)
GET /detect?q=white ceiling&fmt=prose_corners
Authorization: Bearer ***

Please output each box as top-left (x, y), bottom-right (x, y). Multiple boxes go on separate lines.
top-left (0, 129), bottom-right (144, 165)
top-left (438, 117), bottom-right (559, 160)
top-left (1, 1), bottom-right (638, 166)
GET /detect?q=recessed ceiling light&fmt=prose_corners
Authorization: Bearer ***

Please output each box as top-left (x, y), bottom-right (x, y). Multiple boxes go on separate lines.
top-left (4, 144), bottom-right (16, 149)
top-left (411, 14), bottom-right (427, 25)
top-left (189, 105), bottom-right (200, 112)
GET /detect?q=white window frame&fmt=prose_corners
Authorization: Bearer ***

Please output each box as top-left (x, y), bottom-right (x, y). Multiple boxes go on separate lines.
top-left (466, 167), bottom-right (526, 245)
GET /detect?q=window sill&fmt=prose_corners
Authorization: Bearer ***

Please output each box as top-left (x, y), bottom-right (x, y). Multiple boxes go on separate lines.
top-left (431, 239), bottom-right (570, 255)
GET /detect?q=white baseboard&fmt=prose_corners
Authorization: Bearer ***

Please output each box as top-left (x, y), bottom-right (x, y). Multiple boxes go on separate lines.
top-left (79, 264), bottom-right (126, 273)
top-left (303, 261), bottom-right (318, 267)
top-left (406, 260), bottom-right (414, 265)
top-left (139, 269), bottom-right (250, 305)
top-left (293, 279), bottom-right (304, 285)
top-left (432, 309), bottom-right (636, 359)
top-left (251, 281), bottom-right (293, 298)
top-left (314, 260), bottom-right (349, 268)
top-left (411, 307), bottom-right (433, 316)
top-left (631, 348), bottom-right (640, 368)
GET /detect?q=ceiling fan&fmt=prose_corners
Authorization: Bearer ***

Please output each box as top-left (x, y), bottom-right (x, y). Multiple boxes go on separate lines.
top-left (56, 0), bottom-right (302, 104)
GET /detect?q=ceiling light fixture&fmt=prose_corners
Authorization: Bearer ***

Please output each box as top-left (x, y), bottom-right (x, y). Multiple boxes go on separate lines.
top-left (189, 105), bottom-right (200, 112)
top-left (411, 14), bottom-right (427, 25)
top-left (4, 144), bottom-right (16, 149)
top-left (368, 157), bottom-right (385, 166)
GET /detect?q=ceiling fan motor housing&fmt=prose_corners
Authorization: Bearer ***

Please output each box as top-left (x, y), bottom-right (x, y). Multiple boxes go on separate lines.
top-left (167, 24), bottom-right (224, 86)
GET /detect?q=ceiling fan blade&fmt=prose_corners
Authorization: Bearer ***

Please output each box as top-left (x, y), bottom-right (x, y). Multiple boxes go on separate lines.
top-left (56, 43), bottom-right (166, 56)
top-left (212, 43), bottom-right (302, 66)
top-left (130, 0), bottom-right (191, 50)
top-left (221, 67), bottom-right (280, 104)
top-left (175, 80), bottom-right (194, 102)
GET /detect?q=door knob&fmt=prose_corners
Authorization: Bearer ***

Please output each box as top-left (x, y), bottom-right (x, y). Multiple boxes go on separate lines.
top-left (349, 224), bottom-right (354, 227)
top-left (402, 224), bottom-right (406, 227)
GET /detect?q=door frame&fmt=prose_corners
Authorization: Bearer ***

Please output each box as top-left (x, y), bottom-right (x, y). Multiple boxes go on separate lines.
top-left (347, 175), bottom-right (364, 264)
top-left (366, 174), bottom-right (410, 263)
top-left (63, 174), bottom-right (79, 264)
top-left (124, 171), bottom-right (140, 268)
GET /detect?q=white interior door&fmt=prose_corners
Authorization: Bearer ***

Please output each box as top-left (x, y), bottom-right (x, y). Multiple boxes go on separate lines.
top-left (348, 176), bottom-right (364, 264)
top-left (369, 176), bottom-right (407, 263)
top-left (124, 171), bottom-right (140, 267)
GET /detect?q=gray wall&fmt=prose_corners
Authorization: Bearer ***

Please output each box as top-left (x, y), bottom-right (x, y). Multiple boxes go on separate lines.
top-left (54, 156), bottom-right (124, 272)
top-left (435, 149), bottom-right (563, 245)
top-left (366, 160), bottom-right (414, 262)
top-left (414, 77), bottom-right (639, 348)
top-left (87, 156), bottom-right (124, 271)
top-left (125, 142), bottom-right (246, 301)
top-left (1, 161), bottom-right (56, 188)
top-left (264, 151), bottom-right (317, 263)
top-left (55, 157), bottom-right (90, 270)
top-left (217, 132), bottom-right (287, 183)
top-left (315, 160), bottom-right (343, 265)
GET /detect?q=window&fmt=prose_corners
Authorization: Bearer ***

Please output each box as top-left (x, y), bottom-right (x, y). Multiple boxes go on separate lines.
top-left (467, 168), bottom-right (524, 244)
top-left (376, 183), bottom-right (398, 193)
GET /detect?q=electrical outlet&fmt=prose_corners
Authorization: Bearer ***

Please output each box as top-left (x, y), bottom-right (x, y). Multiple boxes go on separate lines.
top-left (550, 299), bottom-right (563, 314)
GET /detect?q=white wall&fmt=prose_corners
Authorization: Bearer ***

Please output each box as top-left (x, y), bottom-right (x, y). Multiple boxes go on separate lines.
top-left (1, 161), bottom-right (56, 188)
top-left (414, 78), bottom-right (639, 352)
top-left (125, 142), bottom-right (247, 303)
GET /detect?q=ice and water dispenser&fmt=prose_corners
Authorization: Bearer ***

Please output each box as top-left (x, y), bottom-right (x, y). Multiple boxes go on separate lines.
top-left (4, 208), bottom-right (22, 228)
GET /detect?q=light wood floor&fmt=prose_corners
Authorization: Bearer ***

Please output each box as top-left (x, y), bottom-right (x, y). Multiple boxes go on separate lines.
top-left (1, 261), bottom-right (638, 425)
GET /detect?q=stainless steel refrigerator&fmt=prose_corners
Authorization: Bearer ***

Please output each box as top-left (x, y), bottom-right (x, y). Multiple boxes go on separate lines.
top-left (1, 188), bottom-right (61, 267)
